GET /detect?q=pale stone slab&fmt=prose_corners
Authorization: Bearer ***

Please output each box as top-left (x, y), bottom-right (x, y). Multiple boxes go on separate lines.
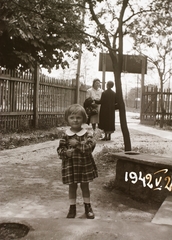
top-left (152, 196), bottom-right (172, 225)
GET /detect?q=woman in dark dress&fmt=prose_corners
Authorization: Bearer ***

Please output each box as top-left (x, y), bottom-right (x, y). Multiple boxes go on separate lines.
top-left (95, 81), bottom-right (118, 141)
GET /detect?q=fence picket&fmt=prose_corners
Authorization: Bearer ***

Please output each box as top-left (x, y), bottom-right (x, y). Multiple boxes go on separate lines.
top-left (141, 86), bottom-right (172, 125)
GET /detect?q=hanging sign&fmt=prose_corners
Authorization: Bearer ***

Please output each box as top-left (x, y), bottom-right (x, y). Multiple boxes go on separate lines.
top-left (99, 53), bottom-right (147, 74)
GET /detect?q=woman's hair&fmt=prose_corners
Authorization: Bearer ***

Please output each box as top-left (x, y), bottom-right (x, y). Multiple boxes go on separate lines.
top-left (107, 81), bottom-right (114, 89)
top-left (64, 104), bottom-right (87, 123)
top-left (92, 78), bottom-right (101, 87)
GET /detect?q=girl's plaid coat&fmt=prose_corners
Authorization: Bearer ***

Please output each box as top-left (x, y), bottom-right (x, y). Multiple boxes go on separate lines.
top-left (57, 128), bottom-right (98, 184)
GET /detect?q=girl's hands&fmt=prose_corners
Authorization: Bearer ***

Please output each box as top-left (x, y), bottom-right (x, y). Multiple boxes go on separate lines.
top-left (66, 149), bottom-right (74, 157)
top-left (66, 138), bottom-right (79, 157)
top-left (68, 138), bottom-right (79, 147)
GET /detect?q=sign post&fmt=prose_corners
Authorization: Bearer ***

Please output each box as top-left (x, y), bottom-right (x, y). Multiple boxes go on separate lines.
top-left (140, 56), bottom-right (146, 122)
top-left (102, 53), bottom-right (106, 90)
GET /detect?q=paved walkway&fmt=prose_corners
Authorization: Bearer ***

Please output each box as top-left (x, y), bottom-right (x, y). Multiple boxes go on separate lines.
top-left (152, 196), bottom-right (172, 226)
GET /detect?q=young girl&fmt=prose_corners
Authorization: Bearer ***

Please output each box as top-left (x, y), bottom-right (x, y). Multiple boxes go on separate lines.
top-left (57, 104), bottom-right (98, 219)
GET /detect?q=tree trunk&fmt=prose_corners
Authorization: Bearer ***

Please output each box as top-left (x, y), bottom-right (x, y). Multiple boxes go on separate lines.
top-left (114, 69), bottom-right (131, 151)
top-left (119, 100), bottom-right (131, 151)
top-left (110, 0), bottom-right (131, 151)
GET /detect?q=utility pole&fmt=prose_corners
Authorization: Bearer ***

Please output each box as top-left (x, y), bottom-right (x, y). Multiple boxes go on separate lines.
top-left (75, 44), bottom-right (82, 103)
top-left (75, 1), bottom-right (85, 103)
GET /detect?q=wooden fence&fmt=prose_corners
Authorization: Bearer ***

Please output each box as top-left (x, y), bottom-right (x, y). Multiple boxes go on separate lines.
top-left (141, 86), bottom-right (172, 125)
top-left (0, 68), bottom-right (88, 130)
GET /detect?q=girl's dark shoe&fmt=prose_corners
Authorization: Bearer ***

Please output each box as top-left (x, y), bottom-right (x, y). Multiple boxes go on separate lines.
top-left (84, 203), bottom-right (95, 219)
top-left (67, 205), bottom-right (76, 218)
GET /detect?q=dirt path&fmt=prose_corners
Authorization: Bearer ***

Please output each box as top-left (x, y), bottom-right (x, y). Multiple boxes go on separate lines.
top-left (1, 124), bottom-right (170, 223)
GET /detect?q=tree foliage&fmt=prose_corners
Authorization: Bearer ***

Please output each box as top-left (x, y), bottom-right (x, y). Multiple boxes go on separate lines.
top-left (128, 0), bottom-right (172, 86)
top-left (0, 0), bottom-right (87, 70)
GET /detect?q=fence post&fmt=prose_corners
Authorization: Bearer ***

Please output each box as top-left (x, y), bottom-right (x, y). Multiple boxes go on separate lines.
top-left (33, 63), bottom-right (39, 128)
top-left (154, 86), bottom-right (157, 124)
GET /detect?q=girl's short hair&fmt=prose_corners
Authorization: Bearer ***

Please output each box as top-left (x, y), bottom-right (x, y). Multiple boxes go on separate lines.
top-left (64, 104), bottom-right (87, 123)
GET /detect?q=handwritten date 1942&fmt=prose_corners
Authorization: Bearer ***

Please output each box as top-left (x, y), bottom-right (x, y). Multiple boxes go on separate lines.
top-left (125, 169), bottom-right (172, 191)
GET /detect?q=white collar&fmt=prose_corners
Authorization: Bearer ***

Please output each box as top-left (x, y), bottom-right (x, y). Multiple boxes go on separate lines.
top-left (66, 128), bottom-right (87, 136)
